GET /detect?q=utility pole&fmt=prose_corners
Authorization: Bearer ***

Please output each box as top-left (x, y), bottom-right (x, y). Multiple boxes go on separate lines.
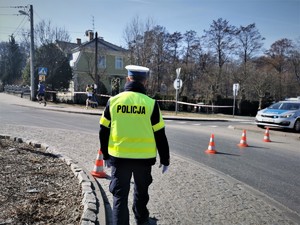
top-left (94, 32), bottom-right (99, 94)
top-left (29, 5), bottom-right (35, 100)
top-left (19, 5), bottom-right (35, 100)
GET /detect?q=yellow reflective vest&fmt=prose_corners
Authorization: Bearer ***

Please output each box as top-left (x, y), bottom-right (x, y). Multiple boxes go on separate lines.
top-left (100, 91), bottom-right (165, 159)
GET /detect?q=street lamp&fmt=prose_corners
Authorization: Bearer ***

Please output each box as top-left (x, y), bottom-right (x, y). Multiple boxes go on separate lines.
top-left (19, 5), bottom-right (35, 101)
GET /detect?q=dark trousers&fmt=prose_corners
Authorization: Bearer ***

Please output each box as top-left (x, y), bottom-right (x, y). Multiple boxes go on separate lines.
top-left (109, 163), bottom-right (153, 225)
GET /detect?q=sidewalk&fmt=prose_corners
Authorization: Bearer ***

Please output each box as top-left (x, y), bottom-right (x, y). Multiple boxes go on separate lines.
top-left (1, 93), bottom-right (299, 225)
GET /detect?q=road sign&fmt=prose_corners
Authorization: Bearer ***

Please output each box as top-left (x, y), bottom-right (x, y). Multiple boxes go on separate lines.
top-left (232, 83), bottom-right (239, 117)
top-left (176, 68), bottom-right (181, 78)
top-left (233, 83), bottom-right (239, 91)
top-left (233, 83), bottom-right (239, 96)
top-left (39, 75), bottom-right (45, 81)
top-left (173, 78), bottom-right (182, 90)
top-left (175, 68), bottom-right (182, 115)
top-left (38, 67), bottom-right (48, 76)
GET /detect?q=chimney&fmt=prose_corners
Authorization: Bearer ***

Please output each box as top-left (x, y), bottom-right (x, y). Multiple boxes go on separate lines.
top-left (85, 30), bottom-right (95, 41)
top-left (88, 31), bottom-right (94, 41)
top-left (76, 38), bottom-right (81, 45)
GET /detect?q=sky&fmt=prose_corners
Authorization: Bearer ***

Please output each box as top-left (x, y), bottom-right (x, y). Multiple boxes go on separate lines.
top-left (0, 0), bottom-right (299, 51)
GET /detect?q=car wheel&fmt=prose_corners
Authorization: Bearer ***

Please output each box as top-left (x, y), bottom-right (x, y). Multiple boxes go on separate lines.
top-left (257, 125), bottom-right (265, 129)
top-left (294, 119), bottom-right (300, 132)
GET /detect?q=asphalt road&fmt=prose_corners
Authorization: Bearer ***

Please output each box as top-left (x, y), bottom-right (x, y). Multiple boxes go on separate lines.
top-left (165, 120), bottom-right (300, 214)
top-left (1, 101), bottom-right (300, 217)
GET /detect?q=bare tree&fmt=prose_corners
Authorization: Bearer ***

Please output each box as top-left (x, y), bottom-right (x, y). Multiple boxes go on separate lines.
top-left (235, 23), bottom-right (265, 113)
top-left (236, 23), bottom-right (265, 63)
top-left (202, 18), bottom-right (236, 103)
top-left (34, 20), bottom-right (71, 46)
top-left (144, 26), bottom-right (169, 95)
top-left (247, 57), bottom-right (274, 109)
top-left (164, 31), bottom-right (183, 94)
top-left (289, 38), bottom-right (300, 85)
top-left (123, 15), bottom-right (155, 65)
top-left (265, 38), bottom-right (293, 100)
top-left (181, 30), bottom-right (201, 98)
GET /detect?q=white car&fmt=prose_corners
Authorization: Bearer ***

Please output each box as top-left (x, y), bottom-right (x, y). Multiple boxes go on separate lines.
top-left (255, 99), bottom-right (300, 132)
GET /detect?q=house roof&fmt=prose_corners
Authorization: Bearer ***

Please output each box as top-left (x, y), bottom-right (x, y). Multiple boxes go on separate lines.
top-left (56, 36), bottom-right (129, 56)
top-left (71, 38), bottom-right (129, 53)
top-left (55, 40), bottom-right (80, 54)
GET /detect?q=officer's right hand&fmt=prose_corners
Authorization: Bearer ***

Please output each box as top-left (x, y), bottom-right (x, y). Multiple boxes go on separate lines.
top-left (104, 160), bottom-right (111, 168)
top-left (159, 164), bottom-right (168, 174)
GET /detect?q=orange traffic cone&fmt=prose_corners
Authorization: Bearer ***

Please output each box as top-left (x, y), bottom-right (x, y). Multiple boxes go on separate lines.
top-left (91, 149), bottom-right (107, 178)
top-left (263, 127), bottom-right (271, 142)
top-left (237, 130), bottom-right (249, 147)
top-left (205, 134), bottom-right (217, 154)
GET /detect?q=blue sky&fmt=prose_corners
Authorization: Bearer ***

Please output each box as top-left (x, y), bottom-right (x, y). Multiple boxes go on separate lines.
top-left (0, 0), bottom-right (299, 51)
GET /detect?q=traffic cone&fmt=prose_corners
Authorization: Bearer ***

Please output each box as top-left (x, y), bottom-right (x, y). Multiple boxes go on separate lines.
top-left (263, 127), bottom-right (271, 142)
top-left (205, 134), bottom-right (217, 154)
top-left (91, 149), bottom-right (107, 178)
top-left (237, 130), bottom-right (249, 147)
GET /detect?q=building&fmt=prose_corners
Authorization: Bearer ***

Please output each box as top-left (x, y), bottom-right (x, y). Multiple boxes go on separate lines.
top-left (56, 31), bottom-right (129, 96)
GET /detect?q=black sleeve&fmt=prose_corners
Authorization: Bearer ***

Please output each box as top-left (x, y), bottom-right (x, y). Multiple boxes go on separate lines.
top-left (154, 128), bottom-right (170, 166)
top-left (151, 101), bottom-right (170, 166)
top-left (151, 101), bottom-right (160, 125)
top-left (99, 125), bottom-right (110, 160)
top-left (99, 101), bottom-right (111, 160)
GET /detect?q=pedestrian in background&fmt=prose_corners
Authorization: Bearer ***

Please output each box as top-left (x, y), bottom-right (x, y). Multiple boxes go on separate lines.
top-left (99, 65), bottom-right (170, 225)
top-left (37, 81), bottom-right (46, 106)
top-left (91, 84), bottom-right (98, 108)
top-left (85, 84), bottom-right (93, 109)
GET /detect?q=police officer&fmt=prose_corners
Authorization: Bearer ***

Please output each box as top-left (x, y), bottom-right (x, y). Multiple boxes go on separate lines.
top-left (99, 65), bottom-right (170, 225)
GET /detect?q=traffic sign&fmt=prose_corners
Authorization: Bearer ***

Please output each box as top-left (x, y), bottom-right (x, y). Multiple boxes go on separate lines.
top-left (173, 78), bottom-right (182, 90)
top-left (233, 83), bottom-right (239, 91)
top-left (175, 68), bottom-right (182, 115)
top-left (39, 75), bottom-right (45, 81)
top-left (38, 67), bottom-right (48, 76)
top-left (233, 83), bottom-right (239, 96)
top-left (176, 68), bottom-right (181, 78)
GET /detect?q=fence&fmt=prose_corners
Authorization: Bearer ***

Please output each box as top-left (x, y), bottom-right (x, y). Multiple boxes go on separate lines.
top-left (4, 85), bottom-right (31, 98)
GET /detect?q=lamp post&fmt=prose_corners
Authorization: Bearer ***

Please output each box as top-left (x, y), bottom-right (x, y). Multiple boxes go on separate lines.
top-left (19, 5), bottom-right (35, 101)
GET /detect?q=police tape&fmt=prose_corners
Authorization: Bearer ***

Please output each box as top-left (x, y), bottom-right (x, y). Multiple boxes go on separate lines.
top-left (156, 100), bottom-right (233, 108)
top-left (55, 92), bottom-right (233, 109)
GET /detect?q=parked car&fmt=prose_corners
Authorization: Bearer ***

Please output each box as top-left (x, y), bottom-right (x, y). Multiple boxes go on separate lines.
top-left (255, 98), bottom-right (300, 132)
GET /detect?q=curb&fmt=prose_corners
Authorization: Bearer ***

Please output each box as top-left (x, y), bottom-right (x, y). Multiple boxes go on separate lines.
top-left (0, 134), bottom-right (106, 225)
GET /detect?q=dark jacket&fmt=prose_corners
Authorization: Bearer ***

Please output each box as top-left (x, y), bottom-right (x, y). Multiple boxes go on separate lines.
top-left (99, 81), bottom-right (170, 166)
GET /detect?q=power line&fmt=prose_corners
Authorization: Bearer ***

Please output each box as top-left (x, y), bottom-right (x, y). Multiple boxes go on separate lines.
top-left (12, 15), bottom-right (28, 38)
top-left (0, 6), bottom-right (28, 9)
top-left (0, 5), bottom-right (30, 42)
top-left (0, 5), bottom-right (28, 16)
top-left (0, 13), bottom-right (20, 16)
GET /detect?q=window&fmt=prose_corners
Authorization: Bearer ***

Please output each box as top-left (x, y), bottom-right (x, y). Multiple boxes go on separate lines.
top-left (98, 56), bottom-right (106, 68)
top-left (115, 56), bottom-right (123, 69)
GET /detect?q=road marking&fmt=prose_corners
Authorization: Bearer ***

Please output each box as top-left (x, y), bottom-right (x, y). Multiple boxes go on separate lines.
top-left (239, 121), bottom-right (256, 124)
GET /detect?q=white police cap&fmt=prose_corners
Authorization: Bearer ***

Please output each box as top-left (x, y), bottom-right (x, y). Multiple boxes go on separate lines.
top-left (125, 65), bottom-right (149, 78)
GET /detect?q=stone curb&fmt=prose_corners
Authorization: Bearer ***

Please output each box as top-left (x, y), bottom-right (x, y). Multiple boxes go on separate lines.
top-left (0, 134), bottom-right (104, 225)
